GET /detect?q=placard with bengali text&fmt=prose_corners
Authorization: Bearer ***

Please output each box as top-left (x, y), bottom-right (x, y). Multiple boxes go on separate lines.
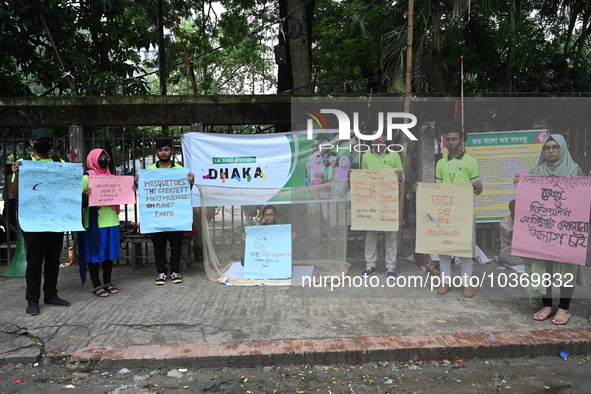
top-left (243, 224), bottom-right (292, 279)
top-left (461, 130), bottom-right (548, 222)
top-left (415, 182), bottom-right (474, 257)
top-left (18, 160), bottom-right (84, 232)
top-left (88, 175), bottom-right (136, 206)
top-left (350, 169), bottom-right (399, 231)
top-left (513, 175), bottom-right (591, 265)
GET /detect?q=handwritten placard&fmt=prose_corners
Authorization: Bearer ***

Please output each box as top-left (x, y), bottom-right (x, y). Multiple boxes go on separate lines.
top-left (244, 224), bottom-right (292, 279)
top-left (350, 169), bottom-right (399, 231)
top-left (513, 175), bottom-right (591, 265)
top-left (137, 168), bottom-right (192, 233)
top-left (18, 160), bottom-right (84, 232)
top-left (415, 182), bottom-right (474, 257)
top-left (88, 175), bottom-right (135, 206)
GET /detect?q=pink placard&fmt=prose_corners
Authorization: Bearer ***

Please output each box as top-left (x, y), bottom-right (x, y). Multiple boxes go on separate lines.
top-left (513, 175), bottom-right (591, 265)
top-left (88, 175), bottom-right (136, 207)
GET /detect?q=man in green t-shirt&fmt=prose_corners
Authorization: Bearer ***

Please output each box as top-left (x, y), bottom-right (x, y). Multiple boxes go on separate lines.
top-left (11, 128), bottom-right (71, 316)
top-left (360, 129), bottom-right (404, 278)
top-left (429, 128), bottom-right (482, 298)
top-left (136, 139), bottom-right (194, 285)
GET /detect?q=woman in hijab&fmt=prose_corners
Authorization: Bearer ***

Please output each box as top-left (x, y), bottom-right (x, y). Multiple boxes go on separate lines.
top-left (514, 134), bottom-right (586, 325)
top-left (80, 149), bottom-right (122, 297)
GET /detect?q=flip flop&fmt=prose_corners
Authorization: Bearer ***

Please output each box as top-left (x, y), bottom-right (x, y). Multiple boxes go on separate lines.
top-left (92, 287), bottom-right (109, 297)
top-left (552, 309), bottom-right (571, 325)
top-left (104, 284), bottom-right (119, 294)
top-left (533, 307), bottom-right (553, 321)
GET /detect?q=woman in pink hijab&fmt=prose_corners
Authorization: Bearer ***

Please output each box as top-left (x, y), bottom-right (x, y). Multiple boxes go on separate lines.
top-left (79, 149), bottom-right (121, 297)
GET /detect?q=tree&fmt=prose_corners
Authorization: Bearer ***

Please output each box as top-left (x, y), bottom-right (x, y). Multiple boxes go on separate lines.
top-left (0, 0), bottom-right (207, 97)
top-left (162, 0), bottom-right (277, 94)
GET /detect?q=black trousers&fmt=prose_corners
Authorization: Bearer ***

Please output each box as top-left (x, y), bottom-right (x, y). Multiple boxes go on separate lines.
top-left (542, 286), bottom-right (575, 310)
top-left (88, 260), bottom-right (113, 288)
top-left (150, 231), bottom-right (183, 274)
top-left (23, 231), bottom-right (63, 301)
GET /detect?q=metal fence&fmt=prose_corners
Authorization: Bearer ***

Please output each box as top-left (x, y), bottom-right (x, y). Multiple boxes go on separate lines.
top-left (1, 127), bottom-right (590, 263)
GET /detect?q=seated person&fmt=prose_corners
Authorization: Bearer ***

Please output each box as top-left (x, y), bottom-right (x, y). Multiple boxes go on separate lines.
top-left (498, 199), bottom-right (523, 266)
top-left (240, 205), bottom-right (296, 265)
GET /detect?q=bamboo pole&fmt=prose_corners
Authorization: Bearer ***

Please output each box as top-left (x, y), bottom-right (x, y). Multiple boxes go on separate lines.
top-left (461, 55), bottom-right (465, 136)
top-left (398, 0), bottom-right (414, 253)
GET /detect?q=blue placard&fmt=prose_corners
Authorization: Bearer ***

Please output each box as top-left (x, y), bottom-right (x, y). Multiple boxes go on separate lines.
top-left (244, 224), bottom-right (292, 279)
top-left (18, 160), bottom-right (84, 232)
top-left (137, 168), bottom-right (192, 233)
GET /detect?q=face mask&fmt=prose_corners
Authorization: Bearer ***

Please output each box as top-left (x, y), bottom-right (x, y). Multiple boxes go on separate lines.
top-left (33, 140), bottom-right (52, 154)
top-left (98, 158), bottom-right (109, 169)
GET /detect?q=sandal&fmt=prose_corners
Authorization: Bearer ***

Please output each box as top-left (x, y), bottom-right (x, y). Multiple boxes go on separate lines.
top-left (92, 286), bottom-right (109, 297)
top-left (104, 284), bottom-right (119, 294)
top-left (533, 307), bottom-right (553, 321)
top-left (552, 309), bottom-right (571, 325)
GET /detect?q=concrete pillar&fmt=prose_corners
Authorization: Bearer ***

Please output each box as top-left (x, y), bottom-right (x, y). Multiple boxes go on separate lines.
top-left (190, 123), bottom-right (204, 133)
top-left (418, 122), bottom-right (436, 182)
top-left (68, 124), bottom-right (85, 254)
top-left (68, 124), bottom-right (85, 164)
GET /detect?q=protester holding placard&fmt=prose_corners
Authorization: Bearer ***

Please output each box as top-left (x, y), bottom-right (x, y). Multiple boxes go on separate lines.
top-left (513, 134), bottom-right (586, 325)
top-left (136, 139), bottom-right (194, 285)
top-left (436, 129), bottom-right (482, 298)
top-left (241, 205), bottom-right (296, 247)
top-left (360, 129), bottom-right (404, 278)
top-left (240, 205), bottom-right (277, 259)
top-left (10, 128), bottom-right (70, 316)
top-left (415, 127), bottom-right (483, 298)
top-left (240, 205), bottom-right (296, 275)
top-left (79, 149), bottom-right (122, 297)
top-left (260, 205), bottom-right (278, 226)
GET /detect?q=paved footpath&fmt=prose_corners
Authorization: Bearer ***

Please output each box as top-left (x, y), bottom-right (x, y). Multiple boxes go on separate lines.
top-left (1, 254), bottom-right (590, 370)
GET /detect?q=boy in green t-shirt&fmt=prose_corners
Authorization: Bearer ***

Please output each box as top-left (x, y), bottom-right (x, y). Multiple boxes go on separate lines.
top-left (135, 139), bottom-right (194, 285)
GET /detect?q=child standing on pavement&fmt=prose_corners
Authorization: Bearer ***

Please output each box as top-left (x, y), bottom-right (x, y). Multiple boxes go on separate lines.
top-left (80, 149), bottom-right (122, 297)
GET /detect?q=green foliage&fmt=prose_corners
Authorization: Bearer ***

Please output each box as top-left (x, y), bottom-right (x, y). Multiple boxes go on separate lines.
top-left (313, 0), bottom-right (591, 94)
top-left (2, 0), bottom-right (591, 99)
top-left (163, 0), bottom-right (277, 94)
top-left (0, 0), bottom-right (202, 97)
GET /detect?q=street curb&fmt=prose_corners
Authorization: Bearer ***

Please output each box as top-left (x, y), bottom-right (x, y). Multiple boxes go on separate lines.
top-left (64, 328), bottom-right (591, 370)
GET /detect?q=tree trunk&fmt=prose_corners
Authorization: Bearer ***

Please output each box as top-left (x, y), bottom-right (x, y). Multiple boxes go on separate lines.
top-left (431, 0), bottom-right (447, 93)
top-left (286, 0), bottom-right (315, 94)
top-left (503, 0), bottom-right (517, 92)
top-left (277, 0), bottom-right (293, 93)
top-left (572, 7), bottom-right (590, 76)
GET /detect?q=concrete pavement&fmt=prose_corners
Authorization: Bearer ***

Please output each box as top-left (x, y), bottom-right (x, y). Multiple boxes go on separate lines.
top-left (1, 242), bottom-right (590, 369)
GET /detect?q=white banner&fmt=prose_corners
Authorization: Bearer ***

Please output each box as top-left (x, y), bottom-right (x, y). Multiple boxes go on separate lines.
top-left (182, 131), bottom-right (354, 206)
